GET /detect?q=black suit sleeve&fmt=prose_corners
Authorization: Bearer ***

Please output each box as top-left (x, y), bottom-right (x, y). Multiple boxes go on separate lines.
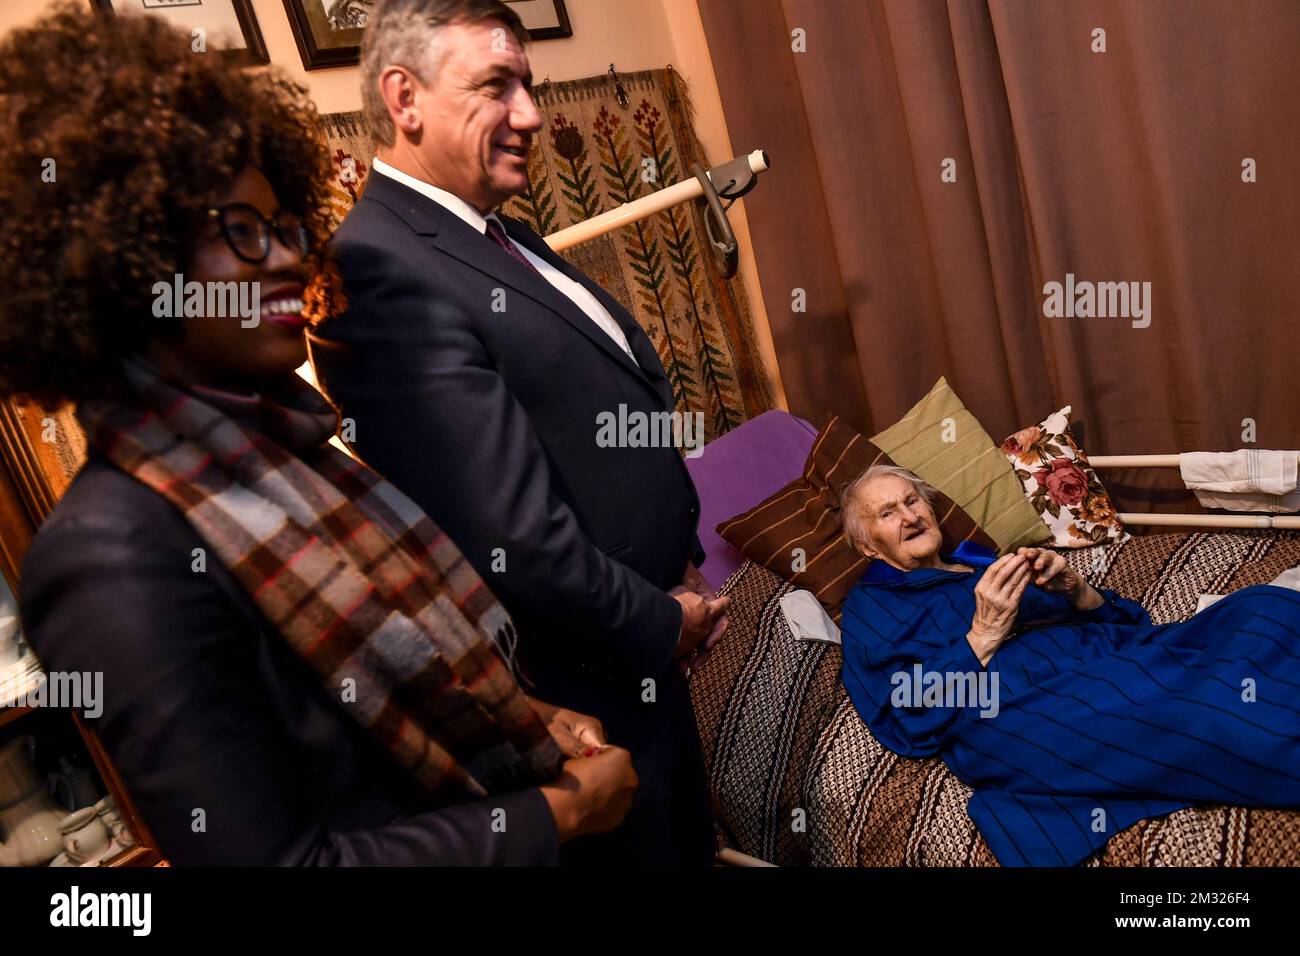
top-left (20, 511), bottom-right (559, 867)
top-left (318, 240), bottom-right (684, 678)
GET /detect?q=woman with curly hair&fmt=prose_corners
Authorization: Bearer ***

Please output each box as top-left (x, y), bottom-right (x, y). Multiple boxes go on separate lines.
top-left (1, 4), bottom-right (635, 865)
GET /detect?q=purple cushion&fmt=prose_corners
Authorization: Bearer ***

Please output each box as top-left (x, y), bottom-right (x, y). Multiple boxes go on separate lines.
top-left (685, 410), bottom-right (819, 590)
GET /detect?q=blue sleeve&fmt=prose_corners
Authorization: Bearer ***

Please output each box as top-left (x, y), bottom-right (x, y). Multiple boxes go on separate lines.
top-left (840, 585), bottom-right (992, 758)
top-left (1077, 586), bottom-right (1151, 626)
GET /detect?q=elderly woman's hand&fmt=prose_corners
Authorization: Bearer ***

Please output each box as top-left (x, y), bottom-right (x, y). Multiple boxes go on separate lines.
top-left (967, 554), bottom-right (1032, 665)
top-left (1015, 547), bottom-right (1104, 611)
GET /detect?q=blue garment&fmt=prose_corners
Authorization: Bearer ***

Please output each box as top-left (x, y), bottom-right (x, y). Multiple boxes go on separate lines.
top-left (840, 540), bottom-right (1300, 866)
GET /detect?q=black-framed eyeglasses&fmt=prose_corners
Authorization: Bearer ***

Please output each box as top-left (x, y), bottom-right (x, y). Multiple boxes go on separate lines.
top-left (205, 203), bottom-right (310, 264)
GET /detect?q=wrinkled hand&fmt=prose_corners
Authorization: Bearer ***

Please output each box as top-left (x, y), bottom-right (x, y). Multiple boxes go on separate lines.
top-left (1016, 546), bottom-right (1101, 610)
top-left (1015, 546), bottom-right (1078, 594)
top-left (967, 553), bottom-right (1032, 665)
top-left (530, 698), bottom-right (607, 758)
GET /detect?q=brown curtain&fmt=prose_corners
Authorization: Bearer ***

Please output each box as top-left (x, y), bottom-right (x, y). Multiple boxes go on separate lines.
top-left (698, 0), bottom-right (1300, 516)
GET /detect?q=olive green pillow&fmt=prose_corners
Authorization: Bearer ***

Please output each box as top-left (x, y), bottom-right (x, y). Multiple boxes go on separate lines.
top-left (870, 377), bottom-right (1050, 552)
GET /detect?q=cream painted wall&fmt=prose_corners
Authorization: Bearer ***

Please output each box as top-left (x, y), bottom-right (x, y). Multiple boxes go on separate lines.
top-left (1, 0), bottom-right (784, 408)
top-left (0, 1), bottom-right (44, 33)
top-left (253, 0), bottom-right (680, 113)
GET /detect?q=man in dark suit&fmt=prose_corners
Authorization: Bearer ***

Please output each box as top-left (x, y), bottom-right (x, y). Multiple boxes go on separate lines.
top-left (309, 0), bottom-right (727, 865)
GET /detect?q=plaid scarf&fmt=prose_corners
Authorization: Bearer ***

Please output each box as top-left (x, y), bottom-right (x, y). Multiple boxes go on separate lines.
top-left (78, 358), bottom-right (563, 800)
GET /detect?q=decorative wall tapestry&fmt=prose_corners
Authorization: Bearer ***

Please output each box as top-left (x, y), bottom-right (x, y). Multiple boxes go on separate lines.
top-left (319, 67), bottom-right (774, 437)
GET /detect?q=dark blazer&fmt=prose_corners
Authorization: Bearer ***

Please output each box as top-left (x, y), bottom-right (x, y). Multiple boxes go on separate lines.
top-left (309, 171), bottom-right (713, 864)
top-left (19, 455), bottom-right (559, 866)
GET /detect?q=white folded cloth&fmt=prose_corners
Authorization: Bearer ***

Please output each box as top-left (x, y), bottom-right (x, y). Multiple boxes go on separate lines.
top-left (779, 590), bottom-right (841, 645)
top-left (1194, 594), bottom-right (1224, 613)
top-left (1179, 449), bottom-right (1300, 513)
top-left (1270, 566), bottom-right (1300, 592)
top-left (1197, 566), bottom-right (1300, 613)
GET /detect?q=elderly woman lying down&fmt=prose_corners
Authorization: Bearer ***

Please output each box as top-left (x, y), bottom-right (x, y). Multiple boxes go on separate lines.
top-left (838, 464), bottom-right (1300, 866)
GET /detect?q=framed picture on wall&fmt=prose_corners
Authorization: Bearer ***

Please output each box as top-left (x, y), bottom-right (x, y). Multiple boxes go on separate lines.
top-left (505, 0), bottom-right (573, 39)
top-left (282, 0), bottom-right (572, 71)
top-left (89, 1), bottom-right (270, 65)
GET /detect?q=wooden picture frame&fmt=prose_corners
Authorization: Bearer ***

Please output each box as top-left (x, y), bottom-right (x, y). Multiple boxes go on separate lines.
top-left (282, 0), bottom-right (572, 71)
top-left (0, 402), bottom-right (80, 535)
top-left (280, 0), bottom-right (367, 70)
top-left (89, 0), bottom-right (270, 66)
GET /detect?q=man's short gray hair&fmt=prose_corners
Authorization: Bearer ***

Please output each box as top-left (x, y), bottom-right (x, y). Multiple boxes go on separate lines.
top-left (361, 0), bottom-right (530, 146)
top-left (840, 464), bottom-right (939, 553)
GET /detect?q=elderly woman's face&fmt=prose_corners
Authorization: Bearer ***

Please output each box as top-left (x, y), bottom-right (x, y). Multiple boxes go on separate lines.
top-left (851, 475), bottom-right (944, 570)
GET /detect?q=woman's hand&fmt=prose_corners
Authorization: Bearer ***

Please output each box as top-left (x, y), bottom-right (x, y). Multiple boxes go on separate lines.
top-left (540, 747), bottom-right (639, 842)
top-left (531, 698), bottom-right (636, 842)
top-left (529, 697), bottom-right (607, 758)
top-left (1015, 546), bottom-right (1103, 611)
top-left (967, 554), bottom-right (1033, 665)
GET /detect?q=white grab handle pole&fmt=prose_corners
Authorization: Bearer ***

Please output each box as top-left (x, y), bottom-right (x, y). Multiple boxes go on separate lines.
top-left (716, 847), bottom-right (777, 867)
top-left (1118, 513), bottom-right (1300, 529)
top-left (544, 149), bottom-right (770, 252)
top-left (1088, 452), bottom-right (1300, 526)
top-left (1090, 453), bottom-right (1300, 469)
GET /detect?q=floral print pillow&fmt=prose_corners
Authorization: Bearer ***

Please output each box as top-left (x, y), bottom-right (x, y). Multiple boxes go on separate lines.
top-left (1000, 406), bottom-right (1128, 548)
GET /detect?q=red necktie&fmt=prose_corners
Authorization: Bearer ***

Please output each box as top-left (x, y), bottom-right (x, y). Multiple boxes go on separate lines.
top-left (485, 217), bottom-right (542, 277)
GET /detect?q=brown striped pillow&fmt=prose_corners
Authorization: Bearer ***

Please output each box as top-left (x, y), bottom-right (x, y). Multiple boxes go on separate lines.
top-left (716, 416), bottom-right (996, 617)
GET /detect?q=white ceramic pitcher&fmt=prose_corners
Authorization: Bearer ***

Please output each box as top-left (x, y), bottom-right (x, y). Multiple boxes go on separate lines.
top-left (0, 735), bottom-right (66, 866)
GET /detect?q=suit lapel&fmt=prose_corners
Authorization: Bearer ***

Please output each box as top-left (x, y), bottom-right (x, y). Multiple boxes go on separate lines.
top-left (362, 174), bottom-right (665, 403)
top-left (502, 216), bottom-right (676, 408)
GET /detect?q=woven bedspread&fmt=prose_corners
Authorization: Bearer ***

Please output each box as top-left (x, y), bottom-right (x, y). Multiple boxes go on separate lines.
top-left (690, 530), bottom-right (1300, 866)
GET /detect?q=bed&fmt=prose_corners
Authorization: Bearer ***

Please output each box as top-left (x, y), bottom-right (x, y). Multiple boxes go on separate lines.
top-left (685, 411), bottom-right (1300, 866)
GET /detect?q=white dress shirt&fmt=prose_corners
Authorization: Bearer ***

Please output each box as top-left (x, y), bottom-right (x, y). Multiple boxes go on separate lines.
top-left (371, 157), bottom-right (638, 365)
